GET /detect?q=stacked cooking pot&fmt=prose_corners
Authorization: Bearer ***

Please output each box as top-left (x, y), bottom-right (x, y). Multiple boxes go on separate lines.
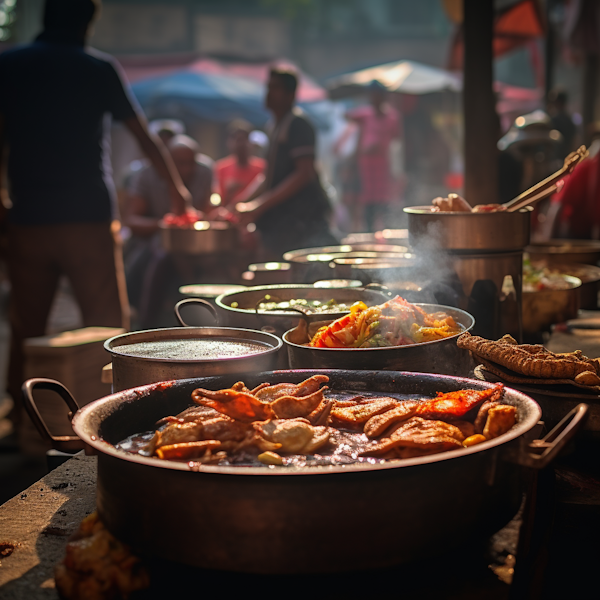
top-left (404, 206), bottom-right (531, 341)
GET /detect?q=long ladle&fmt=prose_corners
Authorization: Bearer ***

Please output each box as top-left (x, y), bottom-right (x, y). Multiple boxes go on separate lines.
top-left (504, 145), bottom-right (588, 212)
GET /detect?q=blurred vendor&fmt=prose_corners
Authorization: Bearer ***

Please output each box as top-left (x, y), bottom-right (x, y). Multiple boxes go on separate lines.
top-left (235, 68), bottom-right (337, 259)
top-left (124, 135), bottom-right (213, 325)
top-left (214, 120), bottom-right (265, 209)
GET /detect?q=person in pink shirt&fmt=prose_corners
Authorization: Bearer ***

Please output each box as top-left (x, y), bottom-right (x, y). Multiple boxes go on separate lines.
top-left (345, 80), bottom-right (400, 231)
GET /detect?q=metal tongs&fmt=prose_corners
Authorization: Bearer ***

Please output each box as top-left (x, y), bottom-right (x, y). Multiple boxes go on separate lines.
top-left (503, 145), bottom-right (589, 213)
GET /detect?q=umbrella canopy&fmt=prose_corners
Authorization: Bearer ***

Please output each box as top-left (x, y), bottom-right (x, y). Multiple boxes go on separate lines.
top-left (128, 57), bottom-right (328, 126)
top-left (326, 60), bottom-right (461, 98)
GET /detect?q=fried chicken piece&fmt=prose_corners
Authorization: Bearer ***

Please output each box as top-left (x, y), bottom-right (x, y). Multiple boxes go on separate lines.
top-left (452, 420), bottom-right (476, 439)
top-left (192, 388), bottom-right (275, 422)
top-left (330, 398), bottom-right (398, 429)
top-left (155, 440), bottom-right (222, 460)
top-left (157, 405), bottom-right (221, 426)
top-left (482, 405), bottom-right (517, 440)
top-left (149, 416), bottom-right (251, 456)
top-left (474, 400), bottom-right (499, 434)
top-left (416, 385), bottom-right (504, 420)
top-left (307, 398), bottom-right (334, 426)
top-left (363, 401), bottom-right (419, 438)
top-left (458, 332), bottom-right (600, 379)
top-left (254, 375), bottom-right (329, 401)
top-left (270, 388), bottom-right (327, 419)
top-left (360, 417), bottom-right (464, 457)
top-left (254, 419), bottom-right (330, 454)
top-left (55, 512), bottom-right (149, 600)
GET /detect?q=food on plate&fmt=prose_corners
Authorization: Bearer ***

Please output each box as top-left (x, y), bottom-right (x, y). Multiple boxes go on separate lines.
top-left (309, 295), bottom-right (463, 348)
top-left (116, 375), bottom-right (517, 467)
top-left (55, 512), bottom-right (149, 600)
top-left (431, 193), bottom-right (506, 213)
top-left (523, 257), bottom-right (577, 292)
top-left (458, 332), bottom-right (600, 380)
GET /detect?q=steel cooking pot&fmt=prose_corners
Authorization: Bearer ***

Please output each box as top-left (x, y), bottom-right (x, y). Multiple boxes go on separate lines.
top-left (283, 303), bottom-right (475, 376)
top-left (283, 244), bottom-right (410, 282)
top-left (104, 325), bottom-right (282, 392)
top-left (207, 284), bottom-right (390, 336)
top-left (22, 371), bottom-right (587, 574)
top-left (404, 206), bottom-right (531, 251)
top-left (526, 239), bottom-right (600, 266)
top-left (160, 220), bottom-right (238, 255)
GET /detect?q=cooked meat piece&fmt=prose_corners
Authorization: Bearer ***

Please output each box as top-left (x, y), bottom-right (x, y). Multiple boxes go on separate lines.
top-left (270, 389), bottom-right (326, 419)
top-left (254, 375), bottom-right (329, 401)
top-left (255, 419), bottom-right (330, 454)
top-left (331, 398), bottom-right (398, 428)
top-left (163, 405), bottom-right (221, 425)
top-left (307, 398), bottom-right (334, 426)
top-left (483, 405), bottom-right (517, 439)
top-left (192, 388), bottom-right (274, 422)
top-left (55, 512), bottom-right (149, 600)
top-left (474, 400), bottom-right (499, 434)
top-left (363, 401), bottom-right (419, 438)
top-left (151, 417), bottom-right (250, 455)
top-left (452, 420), bottom-right (476, 439)
top-left (457, 332), bottom-right (600, 379)
top-left (156, 440), bottom-right (222, 460)
top-left (360, 417), bottom-right (464, 457)
top-left (416, 385), bottom-right (503, 420)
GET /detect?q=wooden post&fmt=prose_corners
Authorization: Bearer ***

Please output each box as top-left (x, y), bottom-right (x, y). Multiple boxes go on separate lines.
top-left (463, 0), bottom-right (498, 205)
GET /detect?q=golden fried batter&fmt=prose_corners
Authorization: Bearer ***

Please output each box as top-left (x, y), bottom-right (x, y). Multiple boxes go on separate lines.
top-left (331, 398), bottom-right (398, 428)
top-left (482, 405), bottom-right (517, 440)
top-left (363, 401), bottom-right (419, 438)
top-left (458, 332), bottom-right (600, 379)
top-left (270, 388), bottom-right (326, 419)
top-left (361, 417), bottom-right (464, 457)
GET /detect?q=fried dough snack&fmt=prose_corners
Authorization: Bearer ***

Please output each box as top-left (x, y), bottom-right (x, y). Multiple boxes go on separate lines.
top-left (458, 332), bottom-right (600, 379)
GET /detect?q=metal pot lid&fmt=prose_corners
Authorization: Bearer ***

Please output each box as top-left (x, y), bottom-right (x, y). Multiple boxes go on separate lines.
top-left (104, 327), bottom-right (282, 363)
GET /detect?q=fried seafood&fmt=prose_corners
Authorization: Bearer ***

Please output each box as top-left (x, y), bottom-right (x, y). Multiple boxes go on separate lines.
top-left (309, 295), bottom-right (462, 349)
top-left (416, 385), bottom-right (504, 420)
top-left (123, 375), bottom-right (517, 467)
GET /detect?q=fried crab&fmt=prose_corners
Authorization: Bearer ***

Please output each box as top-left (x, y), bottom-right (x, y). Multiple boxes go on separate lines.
top-left (134, 377), bottom-right (516, 467)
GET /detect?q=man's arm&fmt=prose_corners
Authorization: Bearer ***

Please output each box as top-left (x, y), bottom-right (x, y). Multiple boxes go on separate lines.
top-left (124, 192), bottom-right (161, 237)
top-left (236, 157), bottom-right (313, 222)
top-left (123, 115), bottom-right (191, 215)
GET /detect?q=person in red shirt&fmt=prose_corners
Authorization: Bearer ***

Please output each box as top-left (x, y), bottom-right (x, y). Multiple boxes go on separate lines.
top-left (214, 120), bottom-right (265, 209)
top-left (547, 152), bottom-right (600, 239)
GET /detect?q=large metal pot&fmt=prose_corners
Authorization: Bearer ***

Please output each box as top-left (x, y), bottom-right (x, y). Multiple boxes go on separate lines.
top-left (104, 326), bottom-right (282, 392)
top-left (283, 303), bottom-right (475, 376)
top-left (526, 239), bottom-right (600, 266)
top-left (22, 371), bottom-right (587, 574)
top-left (211, 284), bottom-right (390, 336)
top-left (405, 206), bottom-right (531, 251)
top-left (522, 275), bottom-right (582, 334)
top-left (283, 244), bottom-right (410, 282)
top-left (160, 220), bottom-right (238, 255)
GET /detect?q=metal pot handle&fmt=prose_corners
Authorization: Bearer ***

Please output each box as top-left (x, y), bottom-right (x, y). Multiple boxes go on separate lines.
top-left (174, 298), bottom-right (219, 327)
top-left (520, 403), bottom-right (589, 469)
top-left (21, 378), bottom-right (85, 452)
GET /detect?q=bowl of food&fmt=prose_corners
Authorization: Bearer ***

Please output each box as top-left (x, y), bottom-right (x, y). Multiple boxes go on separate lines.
top-left (212, 284), bottom-right (390, 335)
top-left (283, 295), bottom-right (475, 375)
top-left (522, 259), bottom-right (582, 333)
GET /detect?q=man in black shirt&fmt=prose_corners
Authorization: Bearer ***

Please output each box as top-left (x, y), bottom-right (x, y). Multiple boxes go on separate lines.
top-left (0, 0), bottom-right (191, 419)
top-left (235, 69), bottom-right (336, 258)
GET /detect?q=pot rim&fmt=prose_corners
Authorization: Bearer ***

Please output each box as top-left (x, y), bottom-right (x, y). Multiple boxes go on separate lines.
top-left (71, 369), bottom-right (540, 476)
top-left (104, 326), bottom-right (283, 364)
top-left (282, 302), bottom-right (475, 352)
